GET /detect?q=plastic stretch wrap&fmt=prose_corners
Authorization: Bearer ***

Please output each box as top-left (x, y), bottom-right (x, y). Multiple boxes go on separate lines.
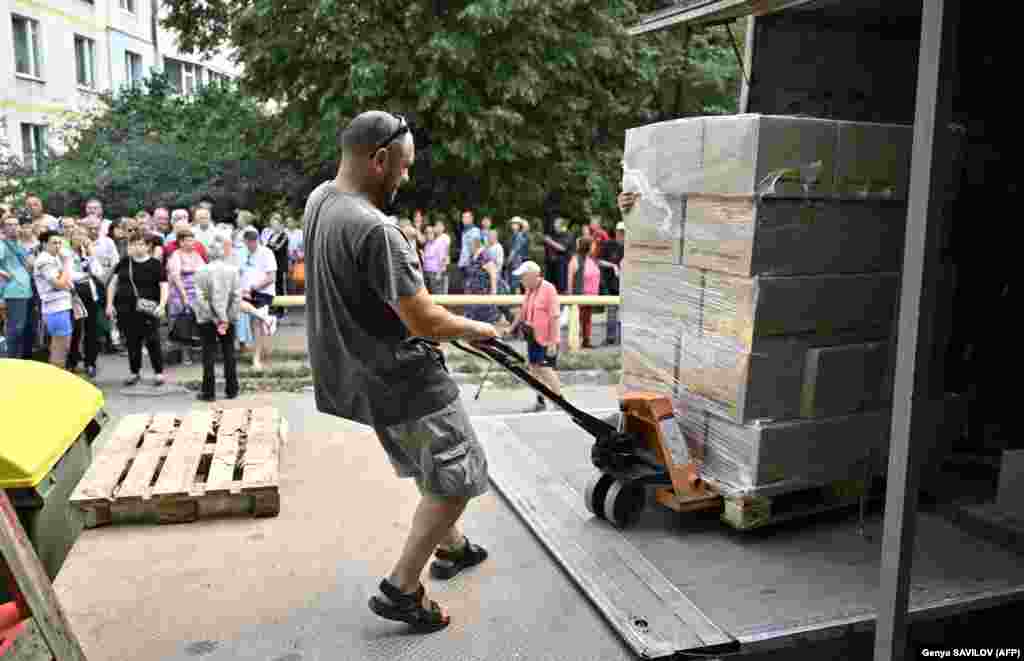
top-left (620, 114), bottom-right (966, 276)
top-left (617, 113), bottom-right (967, 497)
top-left (620, 261), bottom-right (899, 496)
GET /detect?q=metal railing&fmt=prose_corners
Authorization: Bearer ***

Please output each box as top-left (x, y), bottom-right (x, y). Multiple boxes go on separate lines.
top-left (271, 294), bottom-right (622, 352)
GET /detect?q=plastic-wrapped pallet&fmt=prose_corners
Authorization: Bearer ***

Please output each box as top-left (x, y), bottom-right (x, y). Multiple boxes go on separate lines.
top-left (618, 113), bottom-right (966, 499)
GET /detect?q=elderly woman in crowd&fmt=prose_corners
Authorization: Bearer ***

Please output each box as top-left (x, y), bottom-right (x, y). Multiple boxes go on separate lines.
top-left (66, 227), bottom-right (106, 377)
top-left (421, 225), bottom-right (446, 295)
top-left (166, 227), bottom-right (206, 361)
top-left (106, 231), bottom-right (168, 386)
top-left (193, 230), bottom-right (241, 402)
top-left (462, 235), bottom-right (500, 323)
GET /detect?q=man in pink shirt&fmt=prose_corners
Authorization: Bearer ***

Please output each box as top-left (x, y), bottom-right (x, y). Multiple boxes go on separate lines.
top-left (509, 260), bottom-right (562, 412)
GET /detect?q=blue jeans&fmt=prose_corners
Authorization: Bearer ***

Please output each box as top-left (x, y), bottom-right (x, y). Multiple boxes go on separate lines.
top-left (4, 298), bottom-right (35, 358)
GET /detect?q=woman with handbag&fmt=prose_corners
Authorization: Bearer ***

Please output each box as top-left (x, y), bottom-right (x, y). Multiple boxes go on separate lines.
top-left (106, 231), bottom-right (169, 386)
top-left (66, 228), bottom-right (105, 378)
top-left (166, 228), bottom-right (206, 363)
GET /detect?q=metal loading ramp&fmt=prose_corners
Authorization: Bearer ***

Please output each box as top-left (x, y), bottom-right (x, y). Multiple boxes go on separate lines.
top-left (475, 411), bottom-right (1024, 659)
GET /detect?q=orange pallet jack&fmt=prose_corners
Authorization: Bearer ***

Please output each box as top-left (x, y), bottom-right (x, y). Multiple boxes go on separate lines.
top-left (451, 339), bottom-right (722, 528)
top-left (0, 490), bottom-right (87, 660)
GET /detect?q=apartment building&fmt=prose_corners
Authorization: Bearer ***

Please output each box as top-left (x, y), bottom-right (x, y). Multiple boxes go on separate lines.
top-left (1, 0), bottom-right (239, 171)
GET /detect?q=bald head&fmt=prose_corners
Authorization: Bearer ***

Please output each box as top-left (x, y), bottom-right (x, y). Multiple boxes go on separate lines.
top-left (336, 110), bottom-right (414, 211)
top-left (339, 111), bottom-right (410, 159)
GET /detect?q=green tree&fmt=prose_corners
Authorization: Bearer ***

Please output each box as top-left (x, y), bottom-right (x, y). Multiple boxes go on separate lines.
top-left (162, 0), bottom-right (741, 226)
top-left (1, 74), bottom-right (306, 219)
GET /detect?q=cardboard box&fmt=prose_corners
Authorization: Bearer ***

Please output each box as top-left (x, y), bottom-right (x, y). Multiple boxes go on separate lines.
top-left (676, 333), bottom-right (806, 424)
top-left (681, 393), bottom-right (966, 495)
top-left (834, 121), bottom-right (912, 199)
top-left (800, 341), bottom-right (892, 418)
top-left (701, 114), bottom-right (837, 196)
top-left (675, 331), bottom-right (891, 425)
top-left (682, 194), bottom-right (907, 276)
top-left (700, 270), bottom-right (900, 350)
top-left (621, 346), bottom-right (679, 396)
top-left (701, 408), bottom-right (892, 492)
top-left (620, 261), bottom-right (703, 329)
top-left (622, 193), bottom-right (686, 264)
top-left (623, 117), bottom-right (705, 196)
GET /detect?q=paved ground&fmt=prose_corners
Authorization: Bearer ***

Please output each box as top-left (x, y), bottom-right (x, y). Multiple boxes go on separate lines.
top-left (52, 331), bottom-right (636, 661)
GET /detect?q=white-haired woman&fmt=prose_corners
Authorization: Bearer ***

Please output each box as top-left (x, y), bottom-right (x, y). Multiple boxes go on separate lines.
top-left (193, 231), bottom-right (242, 401)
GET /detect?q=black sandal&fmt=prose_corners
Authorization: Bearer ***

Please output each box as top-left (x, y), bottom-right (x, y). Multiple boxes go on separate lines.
top-left (368, 579), bottom-right (450, 633)
top-left (430, 537), bottom-right (489, 580)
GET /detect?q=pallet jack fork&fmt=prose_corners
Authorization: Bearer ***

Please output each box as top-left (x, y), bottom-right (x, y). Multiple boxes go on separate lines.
top-left (451, 339), bottom-right (721, 528)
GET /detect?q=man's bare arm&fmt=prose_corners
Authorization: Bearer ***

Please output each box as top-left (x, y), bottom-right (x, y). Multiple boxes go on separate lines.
top-left (395, 288), bottom-right (496, 341)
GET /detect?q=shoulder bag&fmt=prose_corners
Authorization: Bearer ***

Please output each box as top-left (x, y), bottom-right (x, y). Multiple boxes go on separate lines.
top-left (129, 258), bottom-right (160, 319)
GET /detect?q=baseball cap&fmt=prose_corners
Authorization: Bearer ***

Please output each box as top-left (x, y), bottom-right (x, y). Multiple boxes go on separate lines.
top-left (508, 216), bottom-right (525, 227)
top-left (513, 260), bottom-right (542, 277)
top-left (243, 227), bottom-right (259, 240)
top-left (616, 221), bottom-right (626, 231)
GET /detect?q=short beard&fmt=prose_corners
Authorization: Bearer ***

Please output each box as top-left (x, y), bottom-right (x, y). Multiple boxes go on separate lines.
top-left (380, 186), bottom-right (400, 216)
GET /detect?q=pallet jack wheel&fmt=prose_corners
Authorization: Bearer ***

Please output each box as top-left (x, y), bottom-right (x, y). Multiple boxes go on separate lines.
top-left (603, 480), bottom-right (646, 529)
top-left (584, 474), bottom-right (616, 518)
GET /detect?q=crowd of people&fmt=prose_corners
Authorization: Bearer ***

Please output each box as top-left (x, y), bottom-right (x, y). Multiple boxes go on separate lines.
top-left (388, 206), bottom-right (624, 413)
top-left (2, 191), bottom-right (625, 409)
top-left (395, 207), bottom-right (625, 350)
top-left (0, 195), bottom-right (303, 401)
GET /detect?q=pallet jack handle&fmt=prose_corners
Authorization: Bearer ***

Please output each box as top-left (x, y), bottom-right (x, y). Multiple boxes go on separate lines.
top-left (450, 338), bottom-right (620, 442)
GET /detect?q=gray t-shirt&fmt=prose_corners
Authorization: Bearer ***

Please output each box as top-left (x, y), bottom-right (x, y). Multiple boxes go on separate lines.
top-left (303, 181), bottom-right (459, 428)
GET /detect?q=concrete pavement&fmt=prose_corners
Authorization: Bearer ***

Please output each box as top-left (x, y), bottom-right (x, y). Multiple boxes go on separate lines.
top-left (53, 344), bottom-right (634, 661)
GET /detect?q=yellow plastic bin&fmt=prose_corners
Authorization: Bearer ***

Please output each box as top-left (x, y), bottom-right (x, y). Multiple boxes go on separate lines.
top-left (0, 359), bottom-right (107, 585)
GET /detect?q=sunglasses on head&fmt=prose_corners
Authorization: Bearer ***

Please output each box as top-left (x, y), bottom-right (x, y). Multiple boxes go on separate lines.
top-left (374, 113), bottom-right (409, 153)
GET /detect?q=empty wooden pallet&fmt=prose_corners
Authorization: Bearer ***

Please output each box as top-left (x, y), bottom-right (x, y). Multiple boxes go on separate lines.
top-left (70, 408), bottom-right (286, 527)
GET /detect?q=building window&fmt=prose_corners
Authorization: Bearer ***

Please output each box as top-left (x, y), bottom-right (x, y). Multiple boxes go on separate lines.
top-left (119, 0), bottom-right (135, 13)
top-left (125, 50), bottom-right (142, 88)
top-left (74, 35), bottom-right (96, 88)
top-left (183, 62), bottom-right (197, 95)
top-left (208, 71), bottom-right (229, 87)
top-left (164, 57), bottom-right (199, 95)
top-left (21, 124), bottom-right (48, 172)
top-left (12, 15), bottom-right (42, 79)
top-left (164, 57), bottom-right (181, 92)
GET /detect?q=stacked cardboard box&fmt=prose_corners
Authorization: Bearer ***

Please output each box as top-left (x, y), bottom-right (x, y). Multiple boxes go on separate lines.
top-left (620, 113), bottom-right (963, 496)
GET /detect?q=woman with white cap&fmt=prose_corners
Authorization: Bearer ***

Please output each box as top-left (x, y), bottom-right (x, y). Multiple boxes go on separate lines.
top-left (508, 260), bottom-right (562, 412)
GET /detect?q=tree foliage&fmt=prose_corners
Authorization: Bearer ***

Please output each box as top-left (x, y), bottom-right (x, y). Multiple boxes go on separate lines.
top-left (161, 0), bottom-right (743, 225)
top-left (1, 75), bottom-right (306, 219)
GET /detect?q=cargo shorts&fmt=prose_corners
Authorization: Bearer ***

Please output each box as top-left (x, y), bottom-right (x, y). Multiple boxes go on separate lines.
top-left (373, 399), bottom-right (490, 499)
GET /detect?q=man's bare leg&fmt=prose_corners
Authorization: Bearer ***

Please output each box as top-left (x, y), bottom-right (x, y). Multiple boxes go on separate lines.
top-left (415, 480), bottom-right (465, 552)
top-left (388, 493), bottom-right (470, 602)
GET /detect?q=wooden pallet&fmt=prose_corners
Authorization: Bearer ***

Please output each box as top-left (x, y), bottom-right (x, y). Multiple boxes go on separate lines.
top-left (719, 477), bottom-right (880, 531)
top-left (70, 407), bottom-right (286, 528)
